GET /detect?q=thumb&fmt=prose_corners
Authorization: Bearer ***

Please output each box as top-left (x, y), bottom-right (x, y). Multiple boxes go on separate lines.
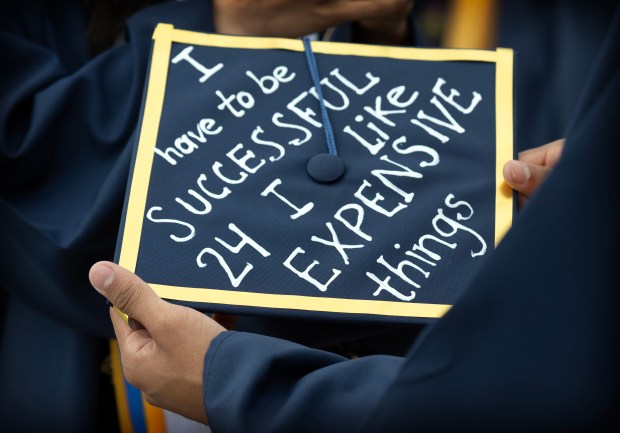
top-left (89, 261), bottom-right (168, 331)
top-left (503, 159), bottom-right (553, 199)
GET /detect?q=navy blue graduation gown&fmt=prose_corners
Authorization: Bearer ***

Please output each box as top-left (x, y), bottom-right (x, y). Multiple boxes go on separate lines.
top-left (0, 1), bottom-right (217, 431)
top-left (498, 0), bottom-right (619, 150)
top-left (202, 6), bottom-right (620, 433)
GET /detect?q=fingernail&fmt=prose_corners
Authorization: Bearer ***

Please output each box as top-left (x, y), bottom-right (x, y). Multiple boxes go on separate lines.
top-left (509, 161), bottom-right (531, 185)
top-left (90, 262), bottom-right (114, 294)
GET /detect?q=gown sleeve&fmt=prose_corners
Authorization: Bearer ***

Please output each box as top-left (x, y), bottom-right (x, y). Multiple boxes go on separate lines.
top-left (203, 331), bottom-right (404, 433)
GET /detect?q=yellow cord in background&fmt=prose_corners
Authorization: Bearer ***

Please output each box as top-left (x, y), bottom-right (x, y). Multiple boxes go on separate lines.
top-left (442, 0), bottom-right (498, 49)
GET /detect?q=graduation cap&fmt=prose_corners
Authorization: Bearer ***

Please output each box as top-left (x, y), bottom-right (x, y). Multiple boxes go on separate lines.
top-left (115, 24), bottom-right (515, 324)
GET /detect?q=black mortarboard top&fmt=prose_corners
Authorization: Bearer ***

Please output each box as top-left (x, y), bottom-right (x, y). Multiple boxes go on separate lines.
top-left (115, 24), bottom-right (515, 324)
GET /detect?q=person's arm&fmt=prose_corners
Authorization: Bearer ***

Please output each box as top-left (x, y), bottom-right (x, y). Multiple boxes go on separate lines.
top-left (213, 0), bottom-right (413, 44)
top-left (503, 139), bottom-right (565, 208)
top-left (86, 139), bottom-right (565, 428)
top-left (89, 261), bottom-right (403, 430)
